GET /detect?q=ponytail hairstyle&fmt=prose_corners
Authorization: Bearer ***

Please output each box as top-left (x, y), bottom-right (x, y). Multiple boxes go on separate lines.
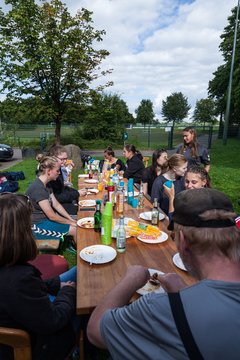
top-left (179, 126), bottom-right (199, 158)
top-left (124, 144), bottom-right (143, 161)
top-left (104, 146), bottom-right (115, 157)
top-left (162, 154), bottom-right (187, 174)
top-left (150, 149), bottom-right (167, 175)
top-left (36, 155), bottom-right (59, 175)
top-left (187, 165), bottom-right (211, 188)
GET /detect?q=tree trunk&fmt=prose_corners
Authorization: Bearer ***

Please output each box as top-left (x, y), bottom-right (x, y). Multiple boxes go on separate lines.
top-left (55, 114), bottom-right (61, 144)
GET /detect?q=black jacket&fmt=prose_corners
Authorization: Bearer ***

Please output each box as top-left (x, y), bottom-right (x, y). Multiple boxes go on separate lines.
top-left (48, 169), bottom-right (79, 203)
top-left (124, 155), bottom-right (145, 184)
top-left (0, 264), bottom-right (76, 360)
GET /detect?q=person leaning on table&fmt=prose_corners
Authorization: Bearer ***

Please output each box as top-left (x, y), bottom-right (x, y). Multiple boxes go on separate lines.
top-left (87, 188), bottom-right (240, 360)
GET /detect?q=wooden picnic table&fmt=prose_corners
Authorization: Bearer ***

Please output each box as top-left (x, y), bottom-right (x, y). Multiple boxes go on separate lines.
top-left (76, 176), bottom-right (195, 315)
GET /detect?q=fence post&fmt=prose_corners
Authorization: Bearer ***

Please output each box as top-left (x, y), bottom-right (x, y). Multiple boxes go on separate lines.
top-left (208, 126), bottom-right (213, 149)
top-left (168, 126), bottom-right (173, 149)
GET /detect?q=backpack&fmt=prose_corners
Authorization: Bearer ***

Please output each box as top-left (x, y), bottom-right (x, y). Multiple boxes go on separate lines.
top-left (0, 181), bottom-right (19, 193)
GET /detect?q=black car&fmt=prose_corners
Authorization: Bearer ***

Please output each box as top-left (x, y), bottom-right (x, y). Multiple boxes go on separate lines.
top-left (0, 144), bottom-right (14, 160)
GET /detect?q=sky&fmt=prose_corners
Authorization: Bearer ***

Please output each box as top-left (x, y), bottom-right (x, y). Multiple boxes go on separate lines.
top-left (63, 0), bottom-right (237, 119)
top-left (0, 0), bottom-right (237, 120)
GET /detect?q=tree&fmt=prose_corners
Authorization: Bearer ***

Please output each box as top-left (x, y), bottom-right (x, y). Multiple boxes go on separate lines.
top-left (192, 98), bottom-right (217, 127)
top-left (161, 92), bottom-right (191, 131)
top-left (135, 99), bottom-right (155, 127)
top-left (0, 0), bottom-right (111, 143)
top-left (208, 5), bottom-right (240, 130)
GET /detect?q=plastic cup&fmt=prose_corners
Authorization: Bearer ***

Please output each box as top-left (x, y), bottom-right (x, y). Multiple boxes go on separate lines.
top-left (132, 198), bottom-right (138, 208)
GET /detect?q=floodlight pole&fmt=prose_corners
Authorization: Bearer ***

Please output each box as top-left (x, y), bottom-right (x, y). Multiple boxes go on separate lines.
top-left (223, 0), bottom-right (240, 145)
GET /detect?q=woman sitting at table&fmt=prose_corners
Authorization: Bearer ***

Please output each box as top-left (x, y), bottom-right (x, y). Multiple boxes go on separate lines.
top-left (151, 154), bottom-right (187, 214)
top-left (27, 155), bottom-right (77, 243)
top-left (121, 144), bottom-right (145, 184)
top-left (100, 146), bottom-right (126, 173)
top-left (0, 192), bottom-right (78, 360)
top-left (142, 148), bottom-right (168, 197)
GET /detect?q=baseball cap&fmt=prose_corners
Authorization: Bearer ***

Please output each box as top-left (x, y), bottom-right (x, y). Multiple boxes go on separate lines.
top-left (173, 188), bottom-right (235, 228)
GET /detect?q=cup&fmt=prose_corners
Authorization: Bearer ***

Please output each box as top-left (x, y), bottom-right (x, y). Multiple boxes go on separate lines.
top-left (98, 182), bottom-right (103, 192)
top-left (132, 198), bottom-right (138, 208)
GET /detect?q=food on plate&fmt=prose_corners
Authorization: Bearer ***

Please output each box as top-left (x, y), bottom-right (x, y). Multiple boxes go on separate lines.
top-left (126, 220), bottom-right (161, 238)
top-left (78, 200), bottom-right (96, 207)
top-left (80, 219), bottom-right (94, 228)
top-left (149, 272), bottom-right (160, 286)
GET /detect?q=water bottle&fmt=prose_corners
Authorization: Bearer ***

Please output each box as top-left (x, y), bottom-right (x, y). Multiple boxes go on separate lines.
top-left (127, 178), bottom-right (134, 205)
top-left (116, 215), bottom-right (126, 253)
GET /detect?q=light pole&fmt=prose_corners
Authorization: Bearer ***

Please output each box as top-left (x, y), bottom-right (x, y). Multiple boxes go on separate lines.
top-left (223, 0), bottom-right (240, 145)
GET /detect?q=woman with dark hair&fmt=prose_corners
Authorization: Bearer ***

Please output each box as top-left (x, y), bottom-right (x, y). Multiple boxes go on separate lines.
top-left (27, 155), bottom-right (77, 243)
top-left (0, 193), bottom-right (78, 360)
top-left (176, 126), bottom-right (210, 172)
top-left (151, 154), bottom-right (187, 214)
top-left (100, 146), bottom-right (126, 173)
top-left (142, 149), bottom-right (168, 197)
top-left (121, 144), bottom-right (145, 184)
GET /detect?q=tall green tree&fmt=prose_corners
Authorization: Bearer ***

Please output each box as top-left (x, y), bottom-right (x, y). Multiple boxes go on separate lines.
top-left (0, 0), bottom-right (111, 143)
top-left (135, 99), bottom-right (155, 127)
top-left (161, 92), bottom-right (191, 131)
top-left (192, 98), bottom-right (217, 127)
top-left (208, 5), bottom-right (240, 129)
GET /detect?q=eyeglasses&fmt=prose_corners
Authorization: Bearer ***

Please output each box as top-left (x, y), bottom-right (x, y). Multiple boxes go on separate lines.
top-left (57, 156), bottom-right (68, 161)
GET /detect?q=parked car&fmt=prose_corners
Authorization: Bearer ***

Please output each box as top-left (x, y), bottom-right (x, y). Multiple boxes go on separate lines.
top-left (0, 144), bottom-right (14, 160)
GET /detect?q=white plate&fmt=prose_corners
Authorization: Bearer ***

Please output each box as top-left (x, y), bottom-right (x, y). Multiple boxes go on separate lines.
top-left (137, 269), bottom-right (165, 295)
top-left (139, 211), bottom-right (165, 221)
top-left (80, 245), bottom-right (117, 264)
top-left (173, 253), bottom-right (187, 271)
top-left (124, 190), bottom-right (139, 197)
top-left (86, 188), bottom-right (99, 194)
top-left (111, 217), bottom-right (134, 238)
top-left (78, 200), bottom-right (96, 207)
top-left (84, 179), bottom-right (99, 184)
top-left (78, 174), bottom-right (89, 178)
top-left (137, 231), bottom-right (168, 244)
top-left (77, 217), bottom-right (94, 229)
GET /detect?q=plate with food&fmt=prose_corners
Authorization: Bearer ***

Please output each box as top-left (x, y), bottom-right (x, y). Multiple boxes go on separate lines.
top-left (111, 217), bottom-right (134, 238)
top-left (137, 231), bottom-right (168, 244)
top-left (78, 199), bottom-right (96, 207)
top-left (80, 245), bottom-right (117, 264)
top-left (86, 188), bottom-right (99, 195)
top-left (173, 253), bottom-right (187, 271)
top-left (137, 269), bottom-right (165, 295)
top-left (77, 217), bottom-right (94, 229)
top-left (84, 179), bottom-right (99, 184)
top-left (78, 174), bottom-right (89, 178)
top-left (139, 211), bottom-right (165, 221)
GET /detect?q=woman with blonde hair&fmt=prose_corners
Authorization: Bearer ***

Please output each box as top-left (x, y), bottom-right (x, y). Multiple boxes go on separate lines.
top-left (151, 154), bottom-right (187, 214)
top-left (27, 155), bottom-right (77, 243)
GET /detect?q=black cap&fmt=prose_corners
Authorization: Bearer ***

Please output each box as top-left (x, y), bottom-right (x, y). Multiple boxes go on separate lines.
top-left (173, 188), bottom-right (235, 228)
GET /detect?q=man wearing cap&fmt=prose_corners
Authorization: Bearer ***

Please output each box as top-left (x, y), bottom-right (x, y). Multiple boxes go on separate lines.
top-left (87, 188), bottom-right (240, 359)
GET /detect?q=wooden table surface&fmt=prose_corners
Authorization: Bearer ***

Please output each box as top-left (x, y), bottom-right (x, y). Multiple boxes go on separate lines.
top-left (76, 177), bottom-right (195, 315)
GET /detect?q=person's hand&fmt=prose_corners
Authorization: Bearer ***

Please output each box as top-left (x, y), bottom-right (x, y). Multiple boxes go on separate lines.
top-left (123, 265), bottom-right (149, 289)
top-left (79, 188), bottom-right (87, 196)
top-left (157, 273), bottom-right (187, 293)
top-left (61, 281), bottom-right (76, 289)
top-left (163, 183), bottom-right (175, 200)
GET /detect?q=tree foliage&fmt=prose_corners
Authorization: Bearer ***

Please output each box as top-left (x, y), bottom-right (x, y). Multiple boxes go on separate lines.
top-left (0, 0), bottom-right (111, 142)
top-left (208, 5), bottom-right (240, 126)
top-left (135, 99), bottom-right (155, 127)
top-left (192, 98), bottom-right (217, 127)
top-left (161, 92), bottom-right (191, 130)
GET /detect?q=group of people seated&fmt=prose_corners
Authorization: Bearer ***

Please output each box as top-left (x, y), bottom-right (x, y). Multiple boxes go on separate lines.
top-left (1, 125), bottom-right (239, 359)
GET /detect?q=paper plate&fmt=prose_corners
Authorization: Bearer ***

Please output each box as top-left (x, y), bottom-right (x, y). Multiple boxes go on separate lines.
top-left (137, 231), bottom-right (168, 244)
top-left (78, 174), bottom-right (89, 178)
top-left (78, 199), bottom-right (96, 207)
top-left (77, 217), bottom-right (94, 229)
top-left (80, 245), bottom-right (117, 264)
top-left (139, 211), bottom-right (165, 221)
top-left (84, 179), bottom-right (99, 184)
top-left (173, 253), bottom-right (187, 271)
top-left (86, 188), bottom-right (99, 194)
top-left (137, 269), bottom-right (165, 295)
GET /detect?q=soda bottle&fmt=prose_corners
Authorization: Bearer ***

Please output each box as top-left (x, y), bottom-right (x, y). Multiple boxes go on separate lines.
top-left (151, 198), bottom-right (159, 226)
top-left (116, 215), bottom-right (126, 253)
top-left (107, 181), bottom-right (115, 203)
top-left (89, 164), bottom-right (93, 179)
top-left (94, 200), bottom-right (102, 232)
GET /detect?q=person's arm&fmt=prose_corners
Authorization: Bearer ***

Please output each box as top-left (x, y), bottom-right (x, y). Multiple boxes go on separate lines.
top-left (87, 265), bottom-right (149, 349)
top-left (163, 183), bottom-right (175, 213)
top-left (38, 196), bottom-right (76, 226)
top-left (204, 164), bottom-right (210, 172)
top-left (142, 182), bottom-right (148, 196)
top-left (157, 273), bottom-right (188, 293)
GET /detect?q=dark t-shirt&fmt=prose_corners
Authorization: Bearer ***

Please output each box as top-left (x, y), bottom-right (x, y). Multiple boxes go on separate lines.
top-left (142, 167), bottom-right (157, 196)
top-left (124, 155), bottom-right (145, 184)
top-left (176, 144), bottom-right (210, 167)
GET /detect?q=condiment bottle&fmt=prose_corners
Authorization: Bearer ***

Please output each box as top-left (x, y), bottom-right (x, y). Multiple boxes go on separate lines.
top-left (116, 215), bottom-right (126, 253)
top-left (107, 181), bottom-right (115, 203)
top-left (151, 198), bottom-right (159, 226)
top-left (101, 202), bottom-right (113, 245)
top-left (94, 200), bottom-right (102, 232)
top-left (89, 164), bottom-right (93, 179)
top-left (116, 181), bottom-right (125, 214)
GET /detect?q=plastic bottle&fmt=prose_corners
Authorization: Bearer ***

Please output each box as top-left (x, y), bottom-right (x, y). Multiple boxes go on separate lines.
top-left (89, 164), bottom-right (93, 179)
top-left (151, 198), bottom-right (159, 226)
top-left (127, 178), bottom-right (134, 205)
top-left (116, 215), bottom-right (126, 253)
top-left (116, 181), bottom-right (125, 214)
top-left (138, 183), bottom-right (144, 209)
top-left (94, 200), bottom-right (102, 232)
top-left (107, 181), bottom-right (115, 203)
top-left (101, 202), bottom-right (113, 245)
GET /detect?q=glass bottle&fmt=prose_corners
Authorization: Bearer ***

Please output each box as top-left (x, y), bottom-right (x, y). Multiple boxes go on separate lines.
top-left (116, 181), bottom-right (124, 214)
top-left (138, 183), bottom-right (144, 209)
top-left (89, 164), bottom-right (93, 179)
top-left (116, 215), bottom-right (126, 253)
top-left (94, 200), bottom-right (102, 232)
top-left (107, 181), bottom-right (115, 203)
top-left (151, 198), bottom-right (159, 226)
